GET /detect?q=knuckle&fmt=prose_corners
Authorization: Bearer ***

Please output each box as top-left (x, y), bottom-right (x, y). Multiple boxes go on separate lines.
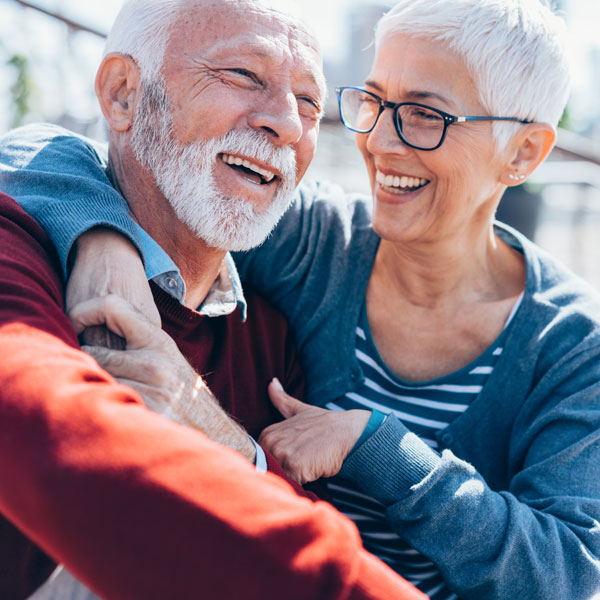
top-left (102, 293), bottom-right (124, 314)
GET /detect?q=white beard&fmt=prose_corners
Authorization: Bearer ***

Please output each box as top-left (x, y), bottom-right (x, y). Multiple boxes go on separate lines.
top-left (131, 79), bottom-right (297, 251)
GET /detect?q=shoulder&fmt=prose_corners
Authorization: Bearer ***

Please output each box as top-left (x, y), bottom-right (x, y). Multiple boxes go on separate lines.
top-left (498, 224), bottom-right (600, 380)
top-left (291, 179), bottom-right (374, 240)
top-left (0, 123), bottom-right (107, 173)
top-left (242, 179), bottom-right (376, 272)
top-left (0, 192), bottom-right (57, 260)
top-left (0, 193), bottom-right (74, 345)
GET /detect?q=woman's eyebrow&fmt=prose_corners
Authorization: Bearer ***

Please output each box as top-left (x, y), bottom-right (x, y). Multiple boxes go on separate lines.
top-left (365, 79), bottom-right (452, 107)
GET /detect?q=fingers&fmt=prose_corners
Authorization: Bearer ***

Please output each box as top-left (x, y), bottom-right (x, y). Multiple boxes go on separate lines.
top-left (267, 378), bottom-right (308, 418)
top-left (79, 325), bottom-right (126, 350)
top-left (82, 344), bottom-right (170, 388)
top-left (70, 295), bottom-right (166, 350)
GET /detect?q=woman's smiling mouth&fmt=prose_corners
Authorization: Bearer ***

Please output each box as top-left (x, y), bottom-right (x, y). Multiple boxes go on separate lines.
top-left (376, 170), bottom-right (430, 193)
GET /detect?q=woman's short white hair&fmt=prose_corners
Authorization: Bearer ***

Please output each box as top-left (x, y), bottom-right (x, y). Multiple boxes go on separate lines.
top-left (104, 0), bottom-right (181, 81)
top-left (375, 0), bottom-right (571, 147)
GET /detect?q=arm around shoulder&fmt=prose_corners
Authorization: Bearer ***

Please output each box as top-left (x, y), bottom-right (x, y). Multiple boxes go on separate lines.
top-left (0, 123), bottom-right (143, 278)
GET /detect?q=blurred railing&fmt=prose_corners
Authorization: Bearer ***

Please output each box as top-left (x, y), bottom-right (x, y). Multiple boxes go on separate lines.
top-left (13, 0), bottom-right (107, 37)
top-left (529, 129), bottom-right (600, 289)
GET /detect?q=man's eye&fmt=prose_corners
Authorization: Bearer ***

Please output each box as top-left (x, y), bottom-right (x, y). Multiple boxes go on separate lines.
top-left (298, 96), bottom-right (322, 115)
top-left (227, 69), bottom-right (260, 84)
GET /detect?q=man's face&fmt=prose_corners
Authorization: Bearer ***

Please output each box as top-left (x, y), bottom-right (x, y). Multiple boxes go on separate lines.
top-left (131, 78), bottom-right (298, 251)
top-left (137, 0), bottom-right (325, 238)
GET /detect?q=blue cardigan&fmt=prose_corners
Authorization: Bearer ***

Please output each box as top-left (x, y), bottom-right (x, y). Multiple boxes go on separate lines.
top-left (2, 123), bottom-right (600, 599)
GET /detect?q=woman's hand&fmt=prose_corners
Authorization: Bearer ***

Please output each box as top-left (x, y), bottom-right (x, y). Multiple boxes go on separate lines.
top-left (67, 228), bottom-right (159, 349)
top-left (69, 294), bottom-right (256, 462)
top-left (259, 379), bottom-right (371, 484)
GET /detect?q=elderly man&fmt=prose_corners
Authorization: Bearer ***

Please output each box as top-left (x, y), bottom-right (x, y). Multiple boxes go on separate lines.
top-left (0, 0), bottom-right (424, 599)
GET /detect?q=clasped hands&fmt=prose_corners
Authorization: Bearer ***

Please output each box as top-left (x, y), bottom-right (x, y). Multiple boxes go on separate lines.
top-left (66, 229), bottom-right (370, 482)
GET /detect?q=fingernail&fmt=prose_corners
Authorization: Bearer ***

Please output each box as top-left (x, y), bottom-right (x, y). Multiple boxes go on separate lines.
top-left (271, 377), bottom-right (283, 391)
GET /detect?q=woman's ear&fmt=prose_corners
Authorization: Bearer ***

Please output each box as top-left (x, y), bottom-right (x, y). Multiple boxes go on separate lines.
top-left (94, 53), bottom-right (141, 132)
top-left (501, 122), bottom-right (556, 186)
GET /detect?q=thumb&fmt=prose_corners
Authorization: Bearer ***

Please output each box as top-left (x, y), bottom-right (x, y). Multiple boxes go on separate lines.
top-left (268, 378), bottom-right (307, 418)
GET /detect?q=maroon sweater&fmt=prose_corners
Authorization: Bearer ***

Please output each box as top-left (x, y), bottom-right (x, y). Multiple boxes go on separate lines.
top-left (0, 194), bottom-right (424, 600)
top-left (152, 281), bottom-right (304, 443)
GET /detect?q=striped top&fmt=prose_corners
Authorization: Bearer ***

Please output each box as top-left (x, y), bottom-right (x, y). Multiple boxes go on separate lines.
top-left (327, 296), bottom-right (523, 600)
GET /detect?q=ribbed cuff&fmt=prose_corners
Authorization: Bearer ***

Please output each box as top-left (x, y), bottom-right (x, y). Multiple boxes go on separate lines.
top-left (339, 414), bottom-right (441, 505)
top-left (351, 409), bottom-right (386, 454)
top-left (36, 194), bottom-right (144, 278)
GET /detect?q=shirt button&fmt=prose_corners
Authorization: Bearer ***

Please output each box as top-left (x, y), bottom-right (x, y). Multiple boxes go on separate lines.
top-left (440, 432), bottom-right (453, 445)
top-left (166, 277), bottom-right (177, 289)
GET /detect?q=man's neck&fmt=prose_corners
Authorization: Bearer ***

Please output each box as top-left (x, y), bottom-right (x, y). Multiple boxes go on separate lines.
top-left (107, 151), bottom-right (227, 311)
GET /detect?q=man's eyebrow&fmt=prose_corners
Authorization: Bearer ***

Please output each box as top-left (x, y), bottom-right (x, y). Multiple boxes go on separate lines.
top-left (205, 45), bottom-right (325, 98)
top-left (364, 80), bottom-right (452, 106)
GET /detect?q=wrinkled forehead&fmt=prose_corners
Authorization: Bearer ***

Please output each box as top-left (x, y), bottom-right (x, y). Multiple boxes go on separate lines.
top-left (167, 0), bottom-right (325, 91)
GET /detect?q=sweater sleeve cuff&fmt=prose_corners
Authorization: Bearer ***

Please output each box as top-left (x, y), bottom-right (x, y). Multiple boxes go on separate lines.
top-left (350, 409), bottom-right (386, 454)
top-left (339, 414), bottom-right (441, 505)
top-left (35, 194), bottom-right (144, 279)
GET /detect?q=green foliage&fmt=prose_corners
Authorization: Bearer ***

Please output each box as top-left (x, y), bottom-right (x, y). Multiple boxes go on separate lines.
top-left (7, 53), bottom-right (36, 127)
top-left (558, 104), bottom-right (571, 131)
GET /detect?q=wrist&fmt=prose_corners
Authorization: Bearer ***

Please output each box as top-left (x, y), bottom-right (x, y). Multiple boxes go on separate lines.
top-left (75, 227), bottom-right (139, 258)
top-left (349, 409), bottom-right (386, 456)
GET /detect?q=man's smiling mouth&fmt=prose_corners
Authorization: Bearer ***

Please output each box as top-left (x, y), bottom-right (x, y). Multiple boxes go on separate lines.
top-left (220, 153), bottom-right (277, 185)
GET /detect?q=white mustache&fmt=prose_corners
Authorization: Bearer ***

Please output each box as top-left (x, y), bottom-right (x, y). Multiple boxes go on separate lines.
top-left (192, 129), bottom-right (297, 185)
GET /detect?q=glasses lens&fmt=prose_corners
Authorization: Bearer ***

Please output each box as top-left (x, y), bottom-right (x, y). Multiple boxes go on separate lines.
top-left (396, 104), bottom-right (445, 150)
top-left (339, 88), bottom-right (380, 133)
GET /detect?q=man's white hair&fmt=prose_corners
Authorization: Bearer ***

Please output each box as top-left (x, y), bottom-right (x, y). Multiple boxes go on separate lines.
top-left (104, 0), bottom-right (180, 80)
top-left (375, 0), bottom-right (571, 148)
top-left (104, 0), bottom-right (306, 81)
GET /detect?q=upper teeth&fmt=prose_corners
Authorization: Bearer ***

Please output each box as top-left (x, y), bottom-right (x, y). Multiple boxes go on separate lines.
top-left (221, 154), bottom-right (276, 182)
top-left (376, 171), bottom-right (428, 189)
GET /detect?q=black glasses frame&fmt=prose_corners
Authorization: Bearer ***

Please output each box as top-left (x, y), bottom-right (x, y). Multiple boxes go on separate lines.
top-left (336, 86), bottom-right (533, 151)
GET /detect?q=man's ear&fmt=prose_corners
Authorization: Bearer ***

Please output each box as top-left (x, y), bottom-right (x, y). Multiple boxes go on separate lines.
top-left (500, 122), bottom-right (556, 186)
top-left (95, 53), bottom-right (141, 132)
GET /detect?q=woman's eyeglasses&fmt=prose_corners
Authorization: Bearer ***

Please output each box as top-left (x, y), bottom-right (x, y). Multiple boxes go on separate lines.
top-left (336, 86), bottom-right (533, 151)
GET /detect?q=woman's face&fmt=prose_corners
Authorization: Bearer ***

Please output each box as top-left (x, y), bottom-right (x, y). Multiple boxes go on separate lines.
top-left (357, 34), bottom-right (510, 245)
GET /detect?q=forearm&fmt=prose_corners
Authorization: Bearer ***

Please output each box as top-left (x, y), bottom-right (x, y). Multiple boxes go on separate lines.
top-left (340, 415), bottom-right (600, 599)
top-left (163, 376), bottom-right (256, 462)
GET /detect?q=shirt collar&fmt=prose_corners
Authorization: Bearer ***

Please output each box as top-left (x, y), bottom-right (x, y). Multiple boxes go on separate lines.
top-left (135, 223), bottom-right (247, 321)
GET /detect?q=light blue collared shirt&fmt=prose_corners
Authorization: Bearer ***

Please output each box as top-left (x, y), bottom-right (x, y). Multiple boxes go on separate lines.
top-left (136, 224), bottom-right (247, 321)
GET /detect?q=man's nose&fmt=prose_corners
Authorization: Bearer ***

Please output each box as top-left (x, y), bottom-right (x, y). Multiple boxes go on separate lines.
top-left (247, 91), bottom-right (303, 146)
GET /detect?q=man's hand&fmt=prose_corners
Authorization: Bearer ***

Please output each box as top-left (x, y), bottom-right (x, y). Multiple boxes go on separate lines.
top-left (69, 294), bottom-right (256, 462)
top-left (259, 379), bottom-right (371, 484)
top-left (68, 228), bottom-right (158, 349)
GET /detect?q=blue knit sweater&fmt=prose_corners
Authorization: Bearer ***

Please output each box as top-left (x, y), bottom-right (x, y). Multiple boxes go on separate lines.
top-left (1, 123), bottom-right (600, 599)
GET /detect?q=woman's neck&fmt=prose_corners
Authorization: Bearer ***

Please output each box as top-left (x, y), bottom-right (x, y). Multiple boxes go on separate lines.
top-left (372, 224), bottom-right (525, 309)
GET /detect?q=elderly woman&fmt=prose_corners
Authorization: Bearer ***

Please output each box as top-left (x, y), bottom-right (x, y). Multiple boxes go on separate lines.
top-left (2, 1), bottom-right (599, 599)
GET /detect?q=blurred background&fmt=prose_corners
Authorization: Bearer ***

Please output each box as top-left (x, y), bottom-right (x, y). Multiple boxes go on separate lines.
top-left (2, 0), bottom-right (600, 287)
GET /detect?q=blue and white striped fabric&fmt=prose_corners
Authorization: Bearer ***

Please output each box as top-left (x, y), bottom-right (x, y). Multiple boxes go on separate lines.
top-left (328, 296), bottom-right (522, 600)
